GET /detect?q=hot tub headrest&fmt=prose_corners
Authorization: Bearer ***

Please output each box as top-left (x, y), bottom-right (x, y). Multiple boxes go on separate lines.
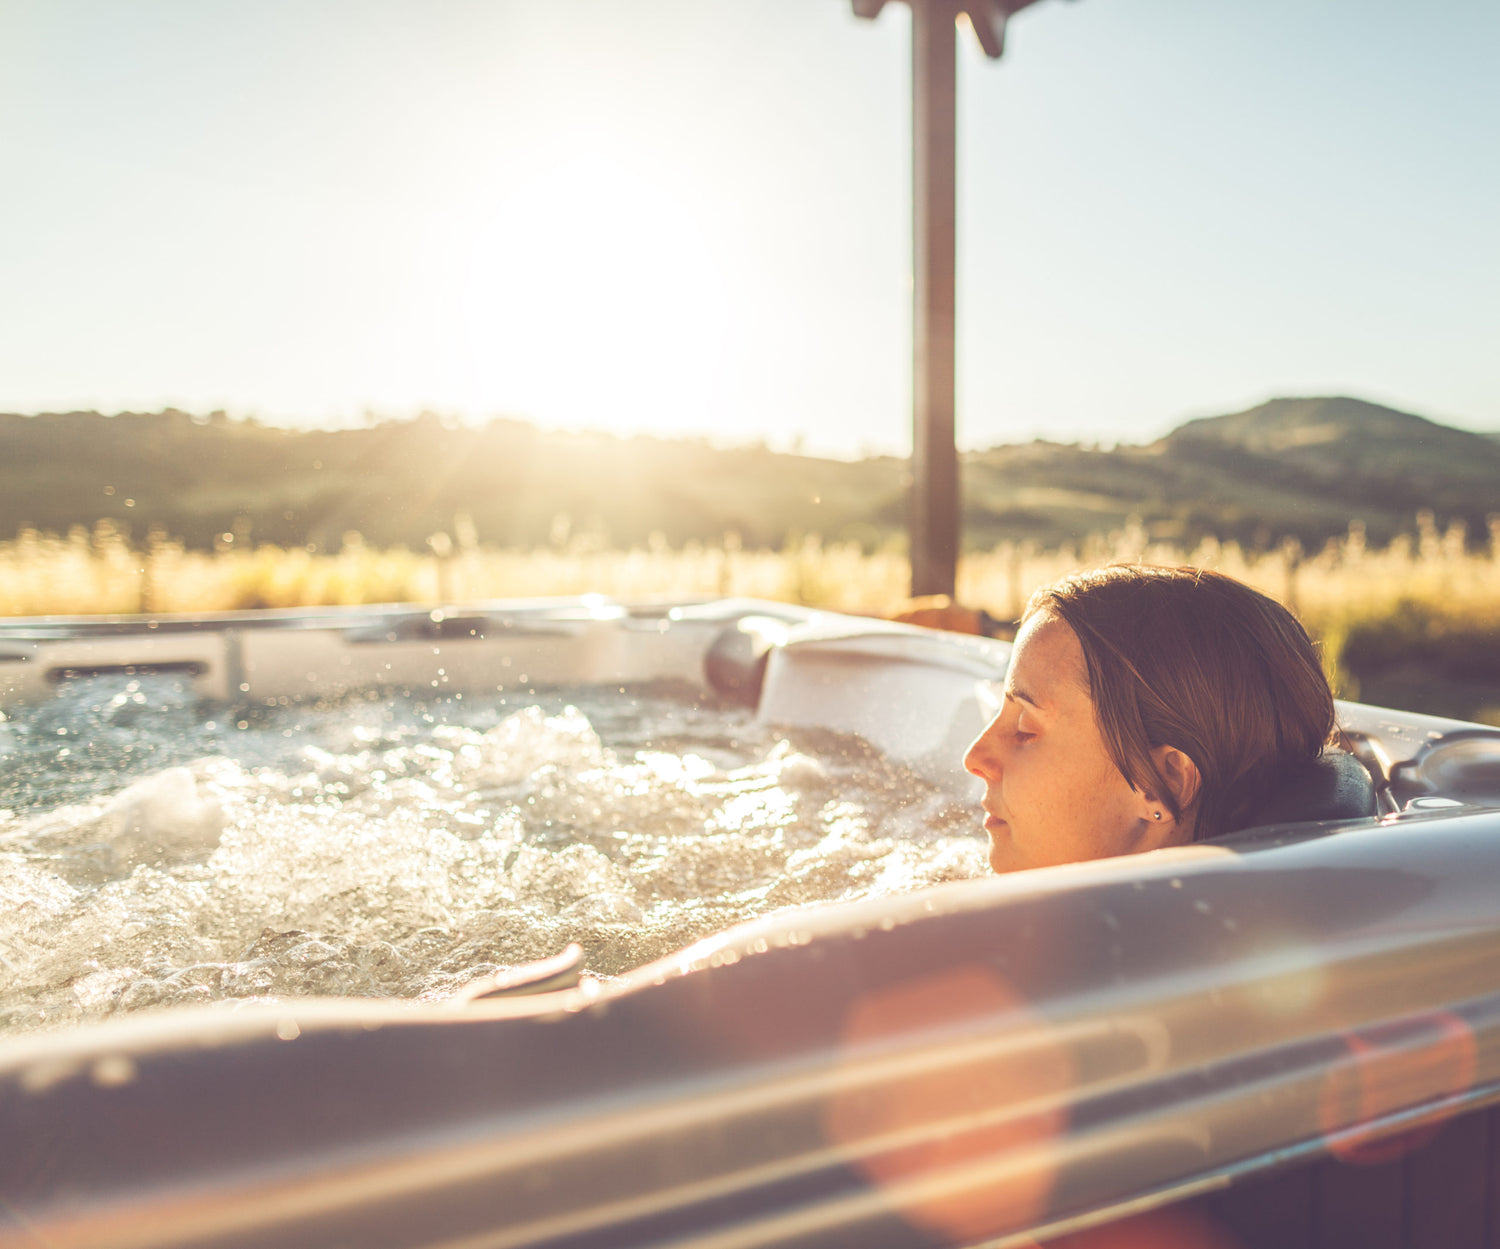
top-left (705, 616), bottom-right (790, 706)
top-left (1239, 748), bottom-right (1379, 830)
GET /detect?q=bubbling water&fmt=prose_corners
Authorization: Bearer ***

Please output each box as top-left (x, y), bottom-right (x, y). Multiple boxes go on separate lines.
top-left (0, 673), bottom-right (986, 1035)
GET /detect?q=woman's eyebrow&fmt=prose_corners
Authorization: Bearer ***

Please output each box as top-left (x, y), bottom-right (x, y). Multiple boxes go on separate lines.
top-left (1006, 682), bottom-right (1044, 710)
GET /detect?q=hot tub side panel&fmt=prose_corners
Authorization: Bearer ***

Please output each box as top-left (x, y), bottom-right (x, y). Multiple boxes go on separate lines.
top-left (5, 809), bottom-right (1500, 1248)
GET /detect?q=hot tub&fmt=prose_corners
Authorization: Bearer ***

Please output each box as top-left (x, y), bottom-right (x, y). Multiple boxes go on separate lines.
top-left (2, 597), bottom-right (1499, 1249)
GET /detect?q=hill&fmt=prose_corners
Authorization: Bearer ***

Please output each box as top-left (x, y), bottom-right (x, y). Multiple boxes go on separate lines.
top-left (0, 397), bottom-right (1492, 554)
top-left (963, 397), bottom-right (1499, 551)
top-left (0, 410), bottom-right (904, 553)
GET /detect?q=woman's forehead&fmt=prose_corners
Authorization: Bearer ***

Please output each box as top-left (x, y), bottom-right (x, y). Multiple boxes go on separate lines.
top-left (1010, 613), bottom-right (1091, 706)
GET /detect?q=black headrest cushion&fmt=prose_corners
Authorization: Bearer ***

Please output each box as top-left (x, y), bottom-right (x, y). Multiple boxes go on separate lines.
top-left (1240, 749), bottom-right (1379, 829)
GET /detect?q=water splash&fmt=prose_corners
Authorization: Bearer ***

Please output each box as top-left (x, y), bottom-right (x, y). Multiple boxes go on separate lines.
top-left (0, 674), bottom-right (985, 1035)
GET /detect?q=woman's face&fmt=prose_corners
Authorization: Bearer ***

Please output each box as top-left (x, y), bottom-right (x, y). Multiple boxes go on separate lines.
top-left (964, 612), bottom-right (1185, 874)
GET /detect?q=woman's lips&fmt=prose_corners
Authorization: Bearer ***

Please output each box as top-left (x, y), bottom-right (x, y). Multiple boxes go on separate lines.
top-left (983, 813), bottom-right (1007, 833)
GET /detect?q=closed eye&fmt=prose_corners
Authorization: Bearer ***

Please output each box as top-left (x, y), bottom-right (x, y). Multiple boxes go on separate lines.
top-left (1002, 693), bottom-right (1038, 742)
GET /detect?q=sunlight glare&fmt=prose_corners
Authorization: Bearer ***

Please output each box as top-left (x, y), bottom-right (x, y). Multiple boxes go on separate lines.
top-left (453, 150), bottom-right (740, 438)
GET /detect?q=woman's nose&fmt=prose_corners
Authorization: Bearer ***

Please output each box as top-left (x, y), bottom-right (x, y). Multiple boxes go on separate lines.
top-left (964, 719), bottom-right (1002, 780)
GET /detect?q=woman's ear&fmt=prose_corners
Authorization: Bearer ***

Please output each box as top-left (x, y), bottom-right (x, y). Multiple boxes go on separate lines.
top-left (1149, 745), bottom-right (1202, 822)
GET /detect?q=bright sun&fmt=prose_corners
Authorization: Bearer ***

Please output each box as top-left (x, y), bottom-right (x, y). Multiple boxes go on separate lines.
top-left (451, 150), bottom-right (741, 438)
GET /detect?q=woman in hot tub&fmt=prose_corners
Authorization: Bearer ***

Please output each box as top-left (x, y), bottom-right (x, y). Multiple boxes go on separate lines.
top-left (964, 565), bottom-right (1339, 874)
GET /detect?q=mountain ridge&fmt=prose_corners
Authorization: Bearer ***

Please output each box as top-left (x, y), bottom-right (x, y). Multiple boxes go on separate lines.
top-left (0, 396), bottom-right (1491, 554)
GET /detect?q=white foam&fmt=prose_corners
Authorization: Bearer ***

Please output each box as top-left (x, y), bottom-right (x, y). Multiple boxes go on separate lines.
top-left (0, 679), bottom-right (986, 1034)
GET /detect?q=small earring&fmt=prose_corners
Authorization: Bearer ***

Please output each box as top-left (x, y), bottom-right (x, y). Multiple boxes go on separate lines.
top-left (1151, 811), bottom-right (1162, 821)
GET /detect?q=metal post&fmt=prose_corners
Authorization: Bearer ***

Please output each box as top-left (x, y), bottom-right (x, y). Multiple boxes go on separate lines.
top-left (910, 0), bottom-right (960, 599)
top-left (854, 0), bottom-right (1057, 598)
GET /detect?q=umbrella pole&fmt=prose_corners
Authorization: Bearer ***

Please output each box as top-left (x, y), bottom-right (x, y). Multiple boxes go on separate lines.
top-left (910, 0), bottom-right (960, 599)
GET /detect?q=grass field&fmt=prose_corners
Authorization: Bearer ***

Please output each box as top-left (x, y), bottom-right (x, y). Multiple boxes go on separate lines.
top-left (3, 517), bottom-right (1497, 723)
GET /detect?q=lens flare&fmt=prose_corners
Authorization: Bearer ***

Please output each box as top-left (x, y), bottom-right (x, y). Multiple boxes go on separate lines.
top-left (823, 964), bottom-right (1072, 1242)
top-left (1316, 1010), bottom-right (1478, 1165)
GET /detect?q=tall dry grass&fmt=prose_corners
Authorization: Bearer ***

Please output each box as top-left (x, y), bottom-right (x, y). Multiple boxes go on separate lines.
top-left (0, 525), bottom-right (918, 618)
top-left (962, 513), bottom-right (1500, 636)
top-left (3, 515), bottom-right (1496, 626)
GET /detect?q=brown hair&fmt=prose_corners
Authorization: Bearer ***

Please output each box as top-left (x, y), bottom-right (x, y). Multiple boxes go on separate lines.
top-left (1026, 565), bottom-right (1336, 839)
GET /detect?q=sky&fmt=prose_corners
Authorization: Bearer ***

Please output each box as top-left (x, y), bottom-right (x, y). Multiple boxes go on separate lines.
top-left (1, 0), bottom-right (1496, 457)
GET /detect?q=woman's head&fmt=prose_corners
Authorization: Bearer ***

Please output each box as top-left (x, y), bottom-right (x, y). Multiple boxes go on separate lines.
top-left (964, 565), bottom-right (1336, 873)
